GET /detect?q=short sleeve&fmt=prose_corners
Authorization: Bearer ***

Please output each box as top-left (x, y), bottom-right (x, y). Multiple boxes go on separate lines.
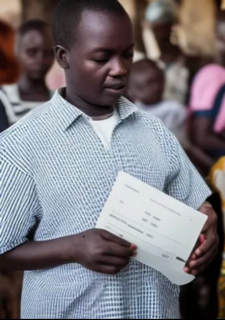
top-left (165, 134), bottom-right (212, 210)
top-left (0, 154), bottom-right (41, 255)
top-left (190, 64), bottom-right (225, 112)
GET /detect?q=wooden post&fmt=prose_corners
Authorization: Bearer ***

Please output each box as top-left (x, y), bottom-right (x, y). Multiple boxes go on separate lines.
top-left (119, 0), bottom-right (148, 53)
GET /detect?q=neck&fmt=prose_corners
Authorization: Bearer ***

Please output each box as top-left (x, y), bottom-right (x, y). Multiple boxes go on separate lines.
top-left (18, 75), bottom-right (47, 92)
top-left (65, 87), bottom-right (114, 119)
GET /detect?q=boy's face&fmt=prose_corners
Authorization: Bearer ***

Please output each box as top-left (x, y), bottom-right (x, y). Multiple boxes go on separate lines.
top-left (61, 11), bottom-right (134, 107)
top-left (128, 67), bottom-right (164, 105)
top-left (150, 21), bottom-right (173, 47)
top-left (17, 28), bottom-right (54, 81)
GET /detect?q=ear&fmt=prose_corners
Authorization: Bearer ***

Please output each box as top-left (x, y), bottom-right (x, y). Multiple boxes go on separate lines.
top-left (55, 45), bottom-right (69, 69)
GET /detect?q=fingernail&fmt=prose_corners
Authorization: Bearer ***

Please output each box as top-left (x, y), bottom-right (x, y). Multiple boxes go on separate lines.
top-left (184, 267), bottom-right (189, 273)
top-left (200, 234), bottom-right (205, 242)
top-left (203, 202), bottom-right (212, 208)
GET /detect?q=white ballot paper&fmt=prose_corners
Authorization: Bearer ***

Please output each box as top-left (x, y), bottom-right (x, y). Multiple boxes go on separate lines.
top-left (96, 172), bottom-right (208, 286)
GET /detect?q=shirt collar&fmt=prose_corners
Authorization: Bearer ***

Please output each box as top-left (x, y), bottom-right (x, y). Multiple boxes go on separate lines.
top-left (51, 88), bottom-right (138, 131)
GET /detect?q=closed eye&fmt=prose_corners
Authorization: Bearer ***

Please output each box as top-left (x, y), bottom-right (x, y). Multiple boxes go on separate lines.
top-left (93, 58), bottom-right (109, 63)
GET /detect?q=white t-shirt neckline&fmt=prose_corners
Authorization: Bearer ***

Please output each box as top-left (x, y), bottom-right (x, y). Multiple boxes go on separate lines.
top-left (88, 110), bottom-right (119, 150)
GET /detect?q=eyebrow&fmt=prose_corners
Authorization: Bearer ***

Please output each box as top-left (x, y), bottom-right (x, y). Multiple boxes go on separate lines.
top-left (92, 44), bottom-right (135, 53)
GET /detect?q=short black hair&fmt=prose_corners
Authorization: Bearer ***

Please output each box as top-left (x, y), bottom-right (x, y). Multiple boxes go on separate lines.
top-left (18, 19), bottom-right (50, 37)
top-left (53, 0), bottom-right (127, 48)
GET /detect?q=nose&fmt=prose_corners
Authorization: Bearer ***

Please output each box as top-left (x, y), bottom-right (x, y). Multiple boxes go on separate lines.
top-left (109, 58), bottom-right (128, 78)
top-left (36, 51), bottom-right (52, 67)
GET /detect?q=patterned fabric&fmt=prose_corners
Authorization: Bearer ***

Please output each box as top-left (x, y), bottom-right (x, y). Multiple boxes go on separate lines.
top-left (0, 84), bottom-right (52, 126)
top-left (0, 90), bottom-right (211, 319)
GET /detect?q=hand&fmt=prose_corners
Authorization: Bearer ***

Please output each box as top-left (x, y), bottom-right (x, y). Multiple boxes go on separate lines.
top-left (184, 202), bottom-right (219, 276)
top-left (73, 229), bottom-right (136, 275)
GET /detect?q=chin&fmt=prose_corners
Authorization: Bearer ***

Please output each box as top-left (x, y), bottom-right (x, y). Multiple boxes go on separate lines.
top-left (143, 98), bottom-right (161, 105)
top-left (29, 72), bottom-right (47, 81)
top-left (103, 97), bottom-right (122, 107)
top-left (100, 93), bottom-right (124, 106)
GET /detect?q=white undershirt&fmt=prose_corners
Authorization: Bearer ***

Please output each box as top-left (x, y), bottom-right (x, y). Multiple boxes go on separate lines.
top-left (88, 111), bottom-right (119, 150)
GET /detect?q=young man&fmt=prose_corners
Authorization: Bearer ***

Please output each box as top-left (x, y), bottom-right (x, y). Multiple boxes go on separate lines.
top-left (0, 0), bottom-right (218, 318)
top-left (0, 20), bottom-right (54, 127)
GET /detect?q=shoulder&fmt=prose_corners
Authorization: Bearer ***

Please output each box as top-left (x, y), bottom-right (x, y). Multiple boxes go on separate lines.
top-left (195, 64), bottom-right (225, 79)
top-left (0, 84), bottom-right (19, 101)
top-left (133, 105), bottom-right (180, 157)
top-left (162, 101), bottom-right (187, 116)
top-left (192, 64), bottom-right (225, 91)
top-left (190, 64), bottom-right (225, 109)
top-left (120, 97), bottom-right (179, 145)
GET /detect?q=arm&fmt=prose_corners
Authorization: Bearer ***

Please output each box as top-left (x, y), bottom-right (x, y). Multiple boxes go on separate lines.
top-left (185, 145), bottom-right (214, 176)
top-left (191, 117), bottom-right (225, 151)
top-left (185, 202), bottom-right (219, 276)
top-left (0, 230), bottom-right (136, 274)
top-left (0, 149), bottom-right (135, 274)
top-left (0, 237), bottom-right (73, 271)
top-left (165, 129), bottom-right (217, 275)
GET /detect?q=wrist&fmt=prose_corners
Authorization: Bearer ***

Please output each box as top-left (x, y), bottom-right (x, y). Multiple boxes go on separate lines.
top-left (60, 234), bottom-right (81, 264)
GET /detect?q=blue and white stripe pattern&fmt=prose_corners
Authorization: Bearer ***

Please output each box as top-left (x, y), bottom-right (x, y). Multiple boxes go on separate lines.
top-left (0, 90), bottom-right (211, 319)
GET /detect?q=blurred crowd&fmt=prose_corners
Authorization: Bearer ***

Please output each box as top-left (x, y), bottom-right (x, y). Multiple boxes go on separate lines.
top-left (1, 0), bottom-right (225, 319)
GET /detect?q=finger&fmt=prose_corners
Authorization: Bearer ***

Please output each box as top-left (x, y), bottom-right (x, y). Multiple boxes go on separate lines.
top-left (184, 264), bottom-right (209, 276)
top-left (199, 203), bottom-right (216, 233)
top-left (189, 235), bottom-right (205, 261)
top-left (99, 229), bottom-right (134, 248)
top-left (188, 266), bottom-right (209, 277)
top-left (199, 234), bottom-right (206, 245)
top-left (95, 265), bottom-right (122, 275)
top-left (194, 228), bottom-right (219, 257)
top-left (187, 246), bottom-right (218, 270)
top-left (130, 244), bottom-right (138, 251)
top-left (104, 243), bottom-right (135, 258)
top-left (195, 235), bottom-right (219, 260)
top-left (98, 256), bottom-right (130, 267)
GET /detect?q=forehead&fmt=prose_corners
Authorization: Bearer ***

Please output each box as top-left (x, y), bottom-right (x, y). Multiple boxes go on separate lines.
top-left (131, 66), bottom-right (163, 84)
top-left (19, 29), bottom-right (52, 49)
top-left (75, 10), bottom-right (134, 50)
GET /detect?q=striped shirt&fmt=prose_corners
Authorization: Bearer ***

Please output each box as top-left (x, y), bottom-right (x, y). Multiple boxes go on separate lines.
top-left (0, 84), bottom-right (52, 126)
top-left (0, 90), bottom-right (211, 319)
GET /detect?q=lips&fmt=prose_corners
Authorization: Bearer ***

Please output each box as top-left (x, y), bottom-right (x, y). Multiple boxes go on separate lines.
top-left (105, 82), bottom-right (126, 91)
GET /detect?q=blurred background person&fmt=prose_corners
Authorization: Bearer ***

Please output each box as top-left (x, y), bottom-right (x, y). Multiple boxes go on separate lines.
top-left (0, 19), bottom-right (21, 319)
top-left (189, 10), bottom-right (225, 169)
top-left (0, 20), bottom-right (19, 133)
top-left (0, 19), bottom-right (54, 127)
top-left (0, 18), bottom-right (54, 320)
top-left (127, 58), bottom-right (187, 146)
top-left (144, 0), bottom-right (189, 104)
